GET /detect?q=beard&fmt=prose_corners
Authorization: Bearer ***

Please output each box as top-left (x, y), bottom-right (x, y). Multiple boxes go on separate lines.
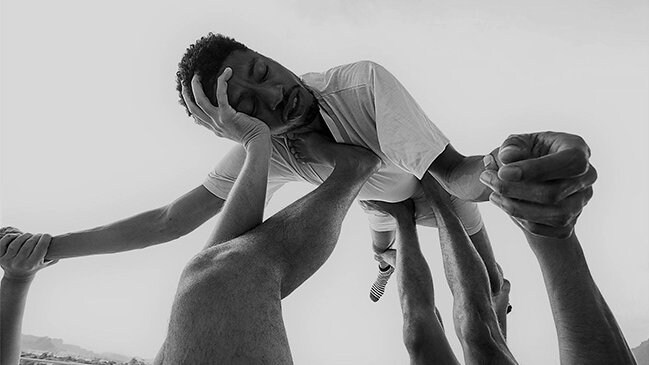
top-left (279, 85), bottom-right (321, 136)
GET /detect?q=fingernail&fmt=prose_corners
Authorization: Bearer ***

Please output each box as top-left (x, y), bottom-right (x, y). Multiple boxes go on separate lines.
top-left (479, 170), bottom-right (495, 184)
top-left (499, 166), bottom-right (522, 181)
top-left (499, 146), bottom-right (518, 156)
top-left (483, 154), bottom-right (494, 168)
top-left (489, 193), bottom-right (503, 206)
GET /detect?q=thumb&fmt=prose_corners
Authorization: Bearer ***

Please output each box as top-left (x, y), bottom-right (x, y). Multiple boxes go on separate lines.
top-left (498, 134), bottom-right (533, 164)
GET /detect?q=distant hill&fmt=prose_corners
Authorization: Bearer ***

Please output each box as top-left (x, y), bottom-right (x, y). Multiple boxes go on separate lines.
top-left (21, 333), bottom-right (647, 364)
top-left (633, 339), bottom-right (649, 365)
top-left (21, 334), bottom-right (137, 363)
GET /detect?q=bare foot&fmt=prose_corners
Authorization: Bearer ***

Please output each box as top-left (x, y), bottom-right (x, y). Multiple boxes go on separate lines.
top-left (287, 132), bottom-right (381, 173)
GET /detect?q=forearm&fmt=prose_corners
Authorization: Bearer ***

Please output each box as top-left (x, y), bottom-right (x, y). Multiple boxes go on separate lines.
top-left (208, 136), bottom-right (271, 246)
top-left (443, 155), bottom-right (491, 202)
top-left (526, 233), bottom-right (636, 364)
top-left (395, 218), bottom-right (435, 317)
top-left (426, 192), bottom-right (491, 301)
top-left (0, 275), bottom-right (34, 365)
top-left (46, 207), bottom-right (183, 260)
top-left (395, 217), bottom-right (459, 365)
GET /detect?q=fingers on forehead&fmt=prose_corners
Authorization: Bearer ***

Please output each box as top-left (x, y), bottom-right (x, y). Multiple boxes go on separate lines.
top-left (191, 75), bottom-right (207, 100)
top-left (181, 84), bottom-right (195, 104)
top-left (216, 68), bottom-right (231, 108)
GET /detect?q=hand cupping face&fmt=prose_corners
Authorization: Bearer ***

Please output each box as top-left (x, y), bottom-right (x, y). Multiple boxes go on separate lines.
top-left (480, 132), bottom-right (597, 239)
top-left (182, 68), bottom-right (270, 147)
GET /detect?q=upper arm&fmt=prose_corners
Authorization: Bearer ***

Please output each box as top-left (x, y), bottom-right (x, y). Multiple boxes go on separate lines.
top-left (164, 185), bottom-right (225, 238)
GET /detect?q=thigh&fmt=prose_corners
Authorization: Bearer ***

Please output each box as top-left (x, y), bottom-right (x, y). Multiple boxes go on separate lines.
top-left (160, 242), bottom-right (293, 365)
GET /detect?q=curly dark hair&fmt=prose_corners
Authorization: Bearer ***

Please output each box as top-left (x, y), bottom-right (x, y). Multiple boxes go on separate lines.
top-left (176, 33), bottom-right (249, 116)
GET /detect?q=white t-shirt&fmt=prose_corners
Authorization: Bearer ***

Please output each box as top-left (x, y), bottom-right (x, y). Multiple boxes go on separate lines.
top-left (203, 61), bottom-right (483, 234)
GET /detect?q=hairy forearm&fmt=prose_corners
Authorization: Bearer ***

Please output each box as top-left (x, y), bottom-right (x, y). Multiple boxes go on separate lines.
top-left (46, 208), bottom-right (181, 260)
top-left (1, 275), bottom-right (34, 365)
top-left (426, 193), bottom-right (491, 301)
top-left (526, 232), bottom-right (636, 364)
top-left (208, 136), bottom-right (271, 246)
top-left (395, 217), bottom-right (459, 365)
top-left (395, 218), bottom-right (435, 316)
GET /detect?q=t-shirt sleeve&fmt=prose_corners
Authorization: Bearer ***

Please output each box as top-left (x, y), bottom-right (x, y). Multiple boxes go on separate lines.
top-left (203, 144), bottom-right (288, 204)
top-left (371, 62), bottom-right (450, 179)
top-left (203, 145), bottom-right (246, 200)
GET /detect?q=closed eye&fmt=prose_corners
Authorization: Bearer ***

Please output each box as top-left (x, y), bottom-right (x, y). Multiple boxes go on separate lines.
top-left (262, 64), bottom-right (269, 81)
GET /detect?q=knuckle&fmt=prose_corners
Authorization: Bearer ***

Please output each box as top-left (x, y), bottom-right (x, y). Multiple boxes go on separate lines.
top-left (583, 186), bottom-right (594, 203)
top-left (552, 212), bottom-right (571, 227)
top-left (586, 164), bottom-right (598, 183)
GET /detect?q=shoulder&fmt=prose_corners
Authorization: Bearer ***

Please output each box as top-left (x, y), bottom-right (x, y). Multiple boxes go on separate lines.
top-left (301, 60), bottom-right (395, 92)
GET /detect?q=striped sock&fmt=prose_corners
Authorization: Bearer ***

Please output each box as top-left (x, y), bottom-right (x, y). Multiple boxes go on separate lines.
top-left (369, 265), bottom-right (395, 302)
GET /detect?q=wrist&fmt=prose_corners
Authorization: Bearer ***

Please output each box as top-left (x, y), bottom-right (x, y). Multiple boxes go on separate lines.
top-left (524, 229), bottom-right (582, 261)
top-left (2, 273), bottom-right (36, 284)
top-left (243, 130), bottom-right (271, 150)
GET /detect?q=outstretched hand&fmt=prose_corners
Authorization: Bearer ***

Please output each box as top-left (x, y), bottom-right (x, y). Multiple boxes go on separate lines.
top-left (0, 227), bottom-right (58, 280)
top-left (182, 68), bottom-right (270, 147)
top-left (480, 132), bottom-right (597, 238)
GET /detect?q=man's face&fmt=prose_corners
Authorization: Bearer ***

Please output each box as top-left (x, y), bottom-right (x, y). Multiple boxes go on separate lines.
top-left (213, 49), bottom-right (318, 135)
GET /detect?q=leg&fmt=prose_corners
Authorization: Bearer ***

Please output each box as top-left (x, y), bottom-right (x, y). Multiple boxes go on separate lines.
top-left (368, 229), bottom-right (396, 302)
top-left (370, 229), bottom-right (395, 270)
top-left (157, 138), bottom-right (381, 364)
top-left (359, 201), bottom-right (400, 302)
top-left (265, 133), bottom-right (382, 297)
top-left (421, 175), bottom-right (517, 365)
top-left (421, 172), bottom-right (506, 295)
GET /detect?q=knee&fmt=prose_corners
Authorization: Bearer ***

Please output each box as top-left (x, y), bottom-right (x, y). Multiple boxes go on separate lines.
top-left (403, 322), bottom-right (430, 357)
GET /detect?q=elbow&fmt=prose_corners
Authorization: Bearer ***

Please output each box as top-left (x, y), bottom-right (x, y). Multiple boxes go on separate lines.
top-left (155, 209), bottom-right (192, 243)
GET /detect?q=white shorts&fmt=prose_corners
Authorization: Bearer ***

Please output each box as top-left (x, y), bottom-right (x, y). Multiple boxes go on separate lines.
top-left (359, 185), bottom-right (484, 236)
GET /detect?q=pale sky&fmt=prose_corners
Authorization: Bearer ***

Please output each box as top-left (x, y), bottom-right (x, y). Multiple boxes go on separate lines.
top-left (2, 0), bottom-right (648, 364)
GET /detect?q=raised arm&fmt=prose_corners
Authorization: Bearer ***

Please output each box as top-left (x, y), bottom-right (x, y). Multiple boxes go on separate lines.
top-left (45, 186), bottom-right (224, 260)
top-left (361, 200), bottom-right (459, 365)
top-left (186, 69), bottom-right (271, 246)
top-left (481, 132), bottom-right (635, 364)
top-left (0, 228), bottom-right (57, 365)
